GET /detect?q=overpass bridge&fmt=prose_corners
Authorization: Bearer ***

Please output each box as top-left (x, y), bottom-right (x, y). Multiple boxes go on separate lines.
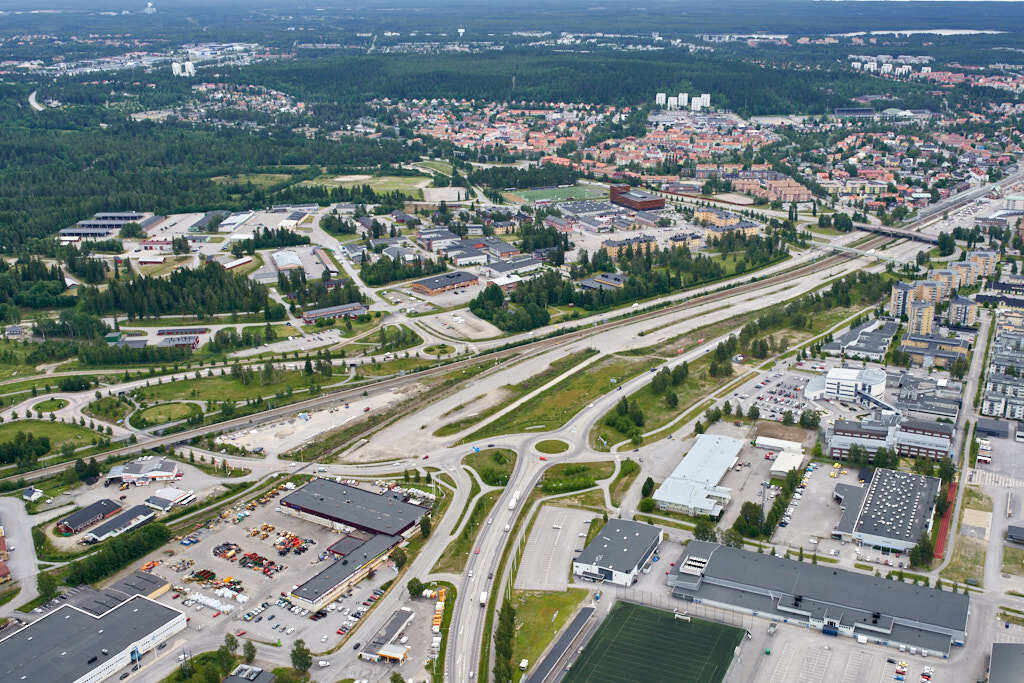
top-left (851, 223), bottom-right (938, 244)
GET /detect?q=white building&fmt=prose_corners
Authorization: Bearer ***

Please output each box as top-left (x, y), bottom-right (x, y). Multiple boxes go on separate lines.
top-left (655, 92), bottom-right (667, 106)
top-left (805, 367), bottom-right (886, 401)
top-left (651, 434), bottom-right (743, 516)
top-left (572, 519), bottom-right (662, 586)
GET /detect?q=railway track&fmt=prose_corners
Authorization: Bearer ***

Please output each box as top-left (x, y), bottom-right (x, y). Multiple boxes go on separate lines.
top-left (3, 236), bottom-right (888, 484)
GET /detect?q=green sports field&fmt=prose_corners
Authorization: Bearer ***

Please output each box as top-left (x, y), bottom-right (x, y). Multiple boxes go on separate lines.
top-left (514, 184), bottom-right (607, 203)
top-left (564, 602), bottom-right (743, 683)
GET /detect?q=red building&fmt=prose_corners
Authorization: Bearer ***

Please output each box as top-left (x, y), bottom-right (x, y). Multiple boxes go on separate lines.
top-left (609, 184), bottom-right (665, 211)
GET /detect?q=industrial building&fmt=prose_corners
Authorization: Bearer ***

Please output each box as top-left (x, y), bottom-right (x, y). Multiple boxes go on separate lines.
top-left (409, 271), bottom-right (479, 295)
top-left (281, 480), bottom-right (428, 611)
top-left (280, 479), bottom-right (428, 537)
top-left (84, 505), bottom-right (156, 543)
top-left (832, 468), bottom-right (940, 552)
top-left (826, 414), bottom-right (953, 462)
top-left (898, 333), bottom-right (968, 369)
top-left (0, 595), bottom-right (186, 683)
top-left (572, 518), bottom-right (662, 586)
top-left (669, 541), bottom-right (969, 657)
top-left (651, 434), bottom-right (742, 516)
top-left (107, 456), bottom-right (179, 485)
top-left (57, 499), bottom-right (122, 535)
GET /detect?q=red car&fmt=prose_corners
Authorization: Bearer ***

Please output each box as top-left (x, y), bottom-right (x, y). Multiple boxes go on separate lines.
top-left (212, 611), bottom-right (220, 618)
top-left (474, 547), bottom-right (480, 554)
top-left (423, 455), bottom-right (429, 460)
top-left (236, 631), bottom-right (246, 637)
top-left (336, 629), bottom-right (344, 635)
top-left (171, 593), bottom-right (180, 599)
top-left (539, 456), bottom-right (547, 461)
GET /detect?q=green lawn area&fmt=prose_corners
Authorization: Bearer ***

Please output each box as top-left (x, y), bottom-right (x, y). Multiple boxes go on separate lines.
top-left (556, 488), bottom-right (607, 511)
top-left (424, 344), bottom-right (455, 356)
top-left (541, 461), bottom-right (614, 497)
top-left (806, 223), bottom-right (844, 236)
top-left (516, 184), bottom-right (606, 203)
top-left (465, 354), bottom-right (657, 441)
top-left (565, 602), bottom-right (743, 683)
top-left (610, 459), bottom-right (640, 507)
top-left (303, 173), bottom-right (430, 198)
top-left (0, 419), bottom-right (97, 452)
top-left (536, 439), bottom-right (569, 454)
top-left (210, 172), bottom-right (292, 188)
top-left (354, 356), bottom-right (433, 378)
top-left (33, 398), bottom-right (68, 412)
top-left (130, 402), bottom-right (200, 428)
top-left (940, 537), bottom-right (987, 587)
top-left (134, 371), bottom-right (315, 402)
top-left (1003, 545), bottom-right (1024, 576)
top-left (435, 349), bottom-right (598, 438)
top-left (964, 486), bottom-right (993, 512)
top-left (463, 448), bottom-right (517, 486)
top-left (85, 396), bottom-right (133, 423)
top-left (417, 159), bottom-right (453, 175)
top-left (433, 490), bottom-right (501, 574)
top-left (509, 588), bottom-right (589, 682)
top-left (137, 255), bottom-right (192, 278)
top-left (590, 354), bottom-right (723, 450)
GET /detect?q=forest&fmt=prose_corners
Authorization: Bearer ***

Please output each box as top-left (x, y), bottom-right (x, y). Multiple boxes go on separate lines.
top-left (471, 234), bottom-right (788, 332)
top-left (359, 255), bottom-right (447, 286)
top-left (76, 262), bottom-right (269, 319)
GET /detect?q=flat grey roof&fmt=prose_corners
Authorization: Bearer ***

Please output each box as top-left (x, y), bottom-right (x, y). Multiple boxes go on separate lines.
top-left (855, 468), bottom-right (939, 545)
top-left (281, 479), bottom-right (426, 535)
top-left (525, 606), bottom-right (594, 683)
top-left (675, 541), bottom-right (969, 636)
top-left (73, 570), bottom-right (169, 616)
top-left (833, 483), bottom-right (866, 535)
top-left (0, 595), bottom-right (181, 682)
top-left (412, 271), bottom-right (478, 290)
top-left (292, 533), bottom-right (401, 602)
top-left (990, 643), bottom-right (1024, 683)
top-left (88, 505), bottom-right (154, 540)
top-left (574, 518), bottom-right (660, 573)
top-left (362, 608), bottom-right (415, 655)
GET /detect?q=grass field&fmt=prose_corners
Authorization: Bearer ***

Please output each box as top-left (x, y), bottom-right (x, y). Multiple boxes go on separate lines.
top-left (134, 371), bottom-right (314, 402)
top-left (433, 490), bottom-right (501, 574)
top-left (33, 398), bottom-right (68, 413)
top-left (211, 172), bottom-right (292, 188)
top-left (131, 402), bottom-right (200, 428)
top-left (514, 184), bottom-right (606, 203)
top-left (417, 160), bottom-right (453, 176)
top-left (463, 448), bottom-right (517, 486)
top-left (565, 602), bottom-right (742, 683)
top-left (536, 439), bottom-right (569, 454)
top-left (0, 420), bottom-right (96, 452)
top-left (509, 588), bottom-right (589, 682)
top-left (304, 174), bottom-right (430, 198)
top-left (85, 396), bottom-right (133, 423)
top-left (940, 537), bottom-right (987, 587)
top-left (465, 354), bottom-right (657, 441)
top-left (1003, 545), bottom-right (1024, 576)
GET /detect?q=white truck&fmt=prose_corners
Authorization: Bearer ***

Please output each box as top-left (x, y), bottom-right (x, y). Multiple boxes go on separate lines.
top-left (508, 489), bottom-right (521, 510)
top-left (479, 592), bottom-right (487, 607)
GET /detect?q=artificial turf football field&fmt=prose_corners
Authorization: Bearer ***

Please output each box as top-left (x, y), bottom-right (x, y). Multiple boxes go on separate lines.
top-left (563, 602), bottom-right (744, 683)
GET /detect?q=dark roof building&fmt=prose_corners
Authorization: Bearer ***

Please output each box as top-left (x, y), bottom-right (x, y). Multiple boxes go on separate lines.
top-left (57, 499), bottom-right (122, 535)
top-left (280, 479), bottom-right (428, 537)
top-left (302, 302), bottom-right (368, 324)
top-left (572, 519), bottom-right (662, 586)
top-left (977, 417), bottom-right (1010, 439)
top-left (289, 532), bottom-right (402, 611)
top-left (84, 505), bottom-right (155, 543)
top-left (834, 468), bottom-right (940, 552)
top-left (670, 541), bottom-right (969, 657)
top-left (409, 271), bottom-right (478, 295)
top-left (1007, 524), bottom-right (1024, 544)
top-left (989, 643), bottom-right (1024, 683)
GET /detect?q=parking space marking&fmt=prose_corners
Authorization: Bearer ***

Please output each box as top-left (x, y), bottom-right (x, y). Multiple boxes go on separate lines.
top-left (840, 649), bottom-right (868, 683)
top-left (798, 646), bottom-right (832, 683)
top-left (969, 468), bottom-right (1024, 489)
top-left (766, 641), bottom-right (796, 683)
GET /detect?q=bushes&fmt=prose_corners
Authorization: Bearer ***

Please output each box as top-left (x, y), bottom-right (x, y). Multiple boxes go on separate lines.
top-left (64, 523), bottom-right (172, 586)
top-left (492, 603), bottom-right (517, 683)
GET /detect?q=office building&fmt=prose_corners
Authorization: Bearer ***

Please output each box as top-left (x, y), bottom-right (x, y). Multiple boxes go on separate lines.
top-left (804, 367), bottom-right (886, 402)
top-left (832, 468), bottom-right (940, 552)
top-left (572, 519), bottom-right (662, 586)
top-left (609, 184), bottom-right (665, 211)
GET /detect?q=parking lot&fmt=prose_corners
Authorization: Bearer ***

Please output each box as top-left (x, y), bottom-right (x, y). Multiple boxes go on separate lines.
top-left (726, 366), bottom-right (816, 425)
top-left (232, 328), bottom-right (344, 358)
top-left (518, 506), bottom-right (596, 591)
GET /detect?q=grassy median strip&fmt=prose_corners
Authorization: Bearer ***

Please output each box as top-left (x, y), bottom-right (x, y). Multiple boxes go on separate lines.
top-left (508, 588), bottom-right (589, 683)
top-left (435, 349), bottom-right (598, 438)
top-left (449, 470), bottom-right (481, 536)
top-left (466, 354), bottom-right (658, 442)
top-left (433, 490), bottom-right (501, 574)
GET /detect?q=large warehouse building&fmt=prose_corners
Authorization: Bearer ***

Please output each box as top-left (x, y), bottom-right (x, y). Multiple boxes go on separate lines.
top-left (281, 480), bottom-right (430, 611)
top-left (572, 519), bottom-right (662, 586)
top-left (670, 541), bottom-right (969, 657)
top-left (0, 595), bottom-right (186, 683)
top-left (651, 434), bottom-right (742, 516)
top-left (831, 468), bottom-right (940, 552)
